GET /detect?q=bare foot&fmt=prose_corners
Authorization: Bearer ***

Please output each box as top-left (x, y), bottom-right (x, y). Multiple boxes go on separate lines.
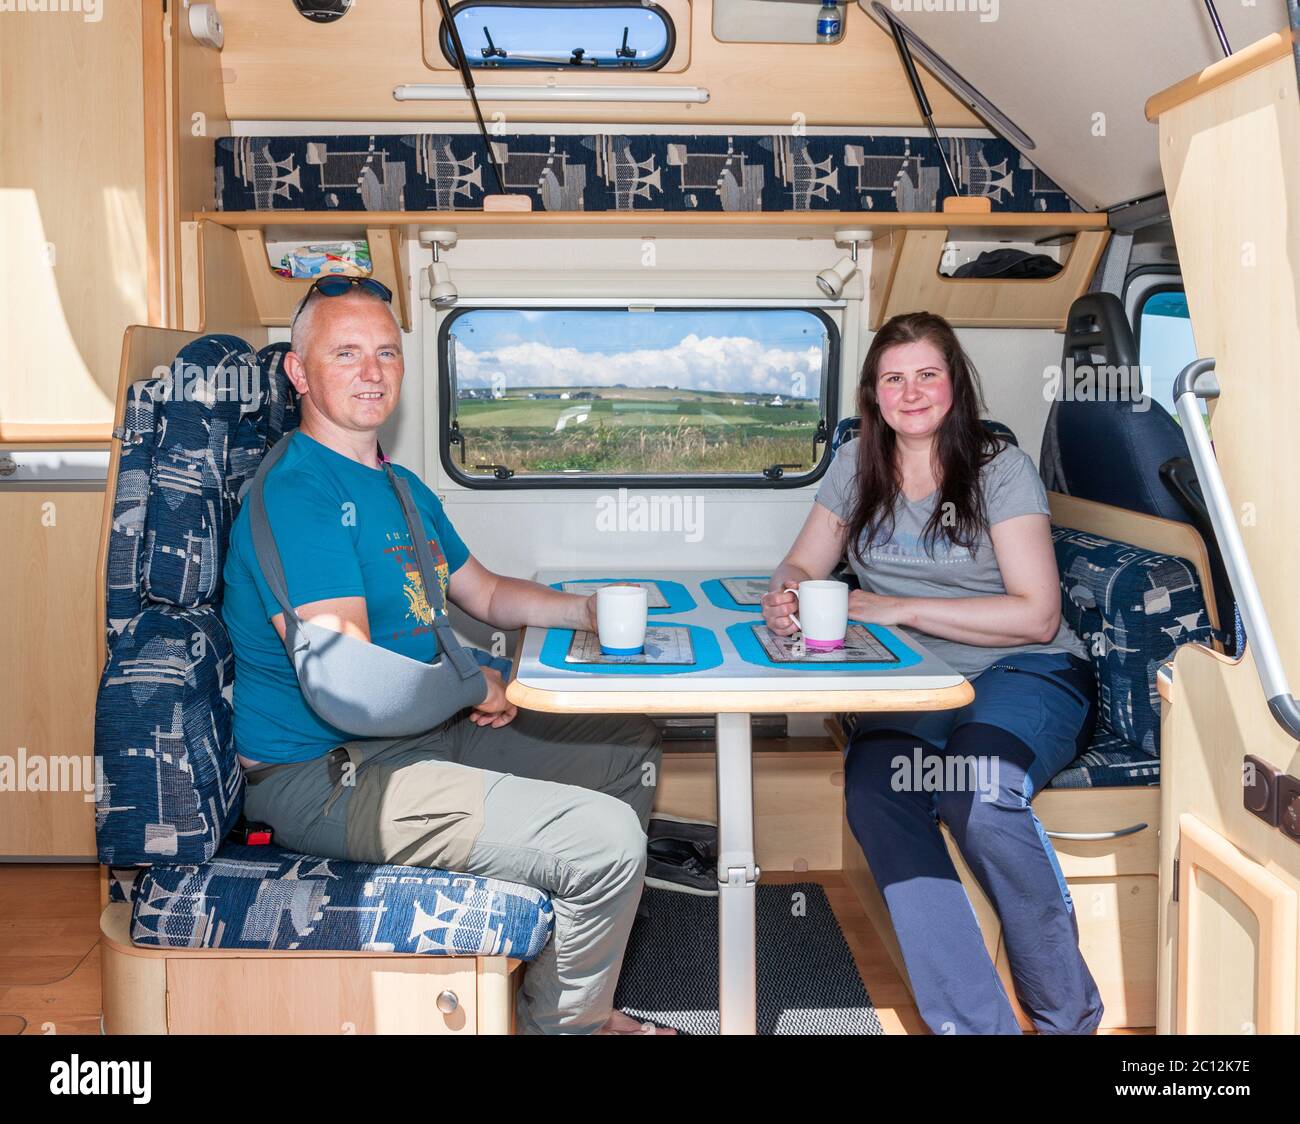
top-left (596, 1009), bottom-right (678, 1035)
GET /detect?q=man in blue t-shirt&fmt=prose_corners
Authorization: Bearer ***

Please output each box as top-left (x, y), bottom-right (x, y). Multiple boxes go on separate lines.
top-left (223, 283), bottom-right (670, 1036)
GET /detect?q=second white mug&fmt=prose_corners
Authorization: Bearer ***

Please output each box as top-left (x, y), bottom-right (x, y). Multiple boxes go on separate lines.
top-left (787, 580), bottom-right (849, 650)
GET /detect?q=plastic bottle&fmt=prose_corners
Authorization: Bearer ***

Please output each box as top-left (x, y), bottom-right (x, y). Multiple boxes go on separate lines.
top-left (816, 0), bottom-right (843, 44)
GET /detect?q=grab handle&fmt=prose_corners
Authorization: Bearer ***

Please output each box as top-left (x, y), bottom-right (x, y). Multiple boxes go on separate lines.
top-left (1172, 359), bottom-right (1300, 741)
top-left (1046, 823), bottom-right (1148, 842)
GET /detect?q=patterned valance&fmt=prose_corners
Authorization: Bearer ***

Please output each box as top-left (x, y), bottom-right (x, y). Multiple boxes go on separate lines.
top-left (216, 132), bottom-right (1078, 213)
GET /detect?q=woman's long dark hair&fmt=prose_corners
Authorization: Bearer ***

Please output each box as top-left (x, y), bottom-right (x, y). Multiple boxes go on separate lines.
top-left (844, 311), bottom-right (1001, 565)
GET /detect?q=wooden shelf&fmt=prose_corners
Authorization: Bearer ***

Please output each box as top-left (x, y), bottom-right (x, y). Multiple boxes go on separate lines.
top-left (190, 210), bottom-right (1111, 333)
top-left (195, 209), bottom-right (1109, 243)
top-left (198, 223), bottom-right (412, 331)
top-left (868, 226), bottom-right (1109, 330)
top-left (183, 220), bottom-right (410, 331)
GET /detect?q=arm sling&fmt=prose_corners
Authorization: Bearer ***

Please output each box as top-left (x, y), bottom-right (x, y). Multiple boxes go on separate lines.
top-left (243, 432), bottom-right (488, 737)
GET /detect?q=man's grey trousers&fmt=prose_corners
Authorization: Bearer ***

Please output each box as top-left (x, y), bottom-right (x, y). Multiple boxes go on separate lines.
top-left (242, 708), bottom-right (663, 1034)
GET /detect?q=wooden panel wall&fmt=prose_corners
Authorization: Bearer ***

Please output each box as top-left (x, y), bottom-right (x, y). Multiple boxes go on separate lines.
top-left (0, 1), bottom-right (152, 431)
top-left (1148, 35), bottom-right (1300, 1034)
top-left (1157, 51), bottom-right (1300, 682)
top-left (165, 0), bottom-right (233, 323)
top-left (215, 0), bottom-right (983, 127)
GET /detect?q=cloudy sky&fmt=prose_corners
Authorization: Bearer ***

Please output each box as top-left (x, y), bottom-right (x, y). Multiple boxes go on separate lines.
top-left (448, 309), bottom-right (829, 397)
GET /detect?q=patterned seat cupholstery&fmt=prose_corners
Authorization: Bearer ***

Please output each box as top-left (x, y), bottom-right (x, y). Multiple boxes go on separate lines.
top-left (96, 335), bottom-right (554, 958)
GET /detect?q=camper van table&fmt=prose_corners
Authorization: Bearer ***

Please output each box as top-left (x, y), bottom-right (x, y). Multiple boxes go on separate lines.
top-left (507, 569), bottom-right (973, 1036)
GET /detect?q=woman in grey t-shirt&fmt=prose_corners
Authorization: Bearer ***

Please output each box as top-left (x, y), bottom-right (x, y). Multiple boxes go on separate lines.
top-left (761, 311), bottom-right (1102, 1035)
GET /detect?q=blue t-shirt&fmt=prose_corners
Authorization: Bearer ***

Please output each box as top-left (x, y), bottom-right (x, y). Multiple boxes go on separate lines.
top-left (222, 431), bottom-right (471, 765)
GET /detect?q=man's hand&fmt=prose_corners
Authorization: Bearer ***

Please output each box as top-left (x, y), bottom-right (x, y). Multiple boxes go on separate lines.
top-left (468, 666), bottom-right (518, 728)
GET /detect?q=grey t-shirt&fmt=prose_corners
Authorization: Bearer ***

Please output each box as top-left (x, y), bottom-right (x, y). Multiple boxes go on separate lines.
top-left (815, 438), bottom-right (1088, 676)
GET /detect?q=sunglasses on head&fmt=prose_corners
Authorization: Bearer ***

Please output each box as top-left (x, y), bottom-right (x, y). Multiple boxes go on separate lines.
top-left (290, 275), bottom-right (394, 330)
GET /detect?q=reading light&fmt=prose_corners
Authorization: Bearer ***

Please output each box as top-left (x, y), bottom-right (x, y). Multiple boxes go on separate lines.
top-left (428, 260), bottom-right (458, 309)
top-left (419, 229), bottom-right (460, 309)
top-left (816, 230), bottom-right (871, 298)
top-left (816, 256), bottom-right (856, 299)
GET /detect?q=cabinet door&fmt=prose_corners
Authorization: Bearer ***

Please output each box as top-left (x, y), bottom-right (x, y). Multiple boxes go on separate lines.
top-left (0, 487), bottom-right (103, 858)
top-left (166, 958), bottom-right (479, 1034)
top-left (1176, 813), bottom-right (1297, 1034)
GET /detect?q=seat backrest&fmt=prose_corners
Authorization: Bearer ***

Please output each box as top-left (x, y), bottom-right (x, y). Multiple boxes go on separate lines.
top-left (1052, 525), bottom-right (1213, 756)
top-left (1040, 293), bottom-right (1191, 523)
top-left (95, 338), bottom-right (297, 867)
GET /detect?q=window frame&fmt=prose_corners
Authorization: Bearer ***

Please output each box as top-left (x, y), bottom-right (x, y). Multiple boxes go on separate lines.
top-left (436, 302), bottom-right (842, 491)
top-left (437, 0), bottom-right (678, 72)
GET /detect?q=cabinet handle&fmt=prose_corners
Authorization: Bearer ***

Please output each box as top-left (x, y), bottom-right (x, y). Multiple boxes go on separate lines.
top-left (1046, 822), bottom-right (1148, 841)
top-left (436, 989), bottom-right (459, 1015)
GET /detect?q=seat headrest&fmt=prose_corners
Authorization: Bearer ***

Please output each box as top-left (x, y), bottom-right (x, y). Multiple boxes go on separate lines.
top-left (141, 335), bottom-right (261, 608)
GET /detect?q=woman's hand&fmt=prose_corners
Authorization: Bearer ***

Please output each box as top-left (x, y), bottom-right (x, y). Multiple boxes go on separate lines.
top-left (848, 589), bottom-right (907, 628)
top-left (582, 592), bottom-right (598, 634)
top-left (760, 583), bottom-right (801, 637)
top-left (469, 666), bottom-right (518, 728)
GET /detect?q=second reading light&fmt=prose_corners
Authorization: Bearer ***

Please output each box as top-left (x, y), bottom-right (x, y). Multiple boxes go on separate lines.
top-left (419, 229), bottom-right (460, 308)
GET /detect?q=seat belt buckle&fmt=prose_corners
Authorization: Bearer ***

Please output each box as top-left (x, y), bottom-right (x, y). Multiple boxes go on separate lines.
top-left (229, 819), bottom-right (274, 846)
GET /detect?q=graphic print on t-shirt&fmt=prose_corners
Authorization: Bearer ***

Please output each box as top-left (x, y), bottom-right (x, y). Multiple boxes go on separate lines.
top-left (383, 529), bottom-right (450, 639)
top-left (864, 526), bottom-right (975, 566)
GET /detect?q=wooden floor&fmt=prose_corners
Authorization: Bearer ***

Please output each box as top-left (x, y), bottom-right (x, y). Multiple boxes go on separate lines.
top-left (0, 863), bottom-right (103, 1035)
top-left (0, 861), bottom-right (932, 1035)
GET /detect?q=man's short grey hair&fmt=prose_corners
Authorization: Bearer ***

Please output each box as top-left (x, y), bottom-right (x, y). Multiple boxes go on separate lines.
top-left (289, 285), bottom-right (402, 357)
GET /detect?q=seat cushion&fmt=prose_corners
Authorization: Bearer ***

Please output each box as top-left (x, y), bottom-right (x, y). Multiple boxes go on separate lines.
top-left (836, 714), bottom-right (1160, 790)
top-left (1046, 729), bottom-right (1160, 789)
top-left (95, 606), bottom-right (242, 865)
top-left (1053, 527), bottom-right (1212, 756)
top-left (124, 842), bottom-right (553, 960)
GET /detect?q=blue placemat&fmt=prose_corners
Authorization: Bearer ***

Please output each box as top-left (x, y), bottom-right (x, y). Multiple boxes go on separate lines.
top-left (539, 622), bottom-right (723, 675)
top-left (701, 576), bottom-right (770, 613)
top-left (726, 620), bottom-right (922, 671)
top-left (548, 577), bottom-right (696, 615)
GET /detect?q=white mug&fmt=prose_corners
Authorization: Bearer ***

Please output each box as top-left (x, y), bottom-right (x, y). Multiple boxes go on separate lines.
top-left (787, 580), bottom-right (849, 650)
top-left (596, 585), bottom-right (649, 654)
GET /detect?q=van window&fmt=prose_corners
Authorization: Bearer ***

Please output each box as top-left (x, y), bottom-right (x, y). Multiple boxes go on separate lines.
top-left (439, 307), bottom-right (838, 488)
top-left (1137, 287), bottom-right (1196, 418)
top-left (440, 2), bottom-right (674, 70)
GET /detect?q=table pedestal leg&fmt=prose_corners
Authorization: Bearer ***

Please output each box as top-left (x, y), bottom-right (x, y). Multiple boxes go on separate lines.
top-left (715, 711), bottom-right (758, 1035)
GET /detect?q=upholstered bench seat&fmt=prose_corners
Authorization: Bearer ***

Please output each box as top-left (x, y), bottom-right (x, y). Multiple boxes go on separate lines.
top-left (96, 333), bottom-right (556, 987)
top-left (832, 519), bottom-right (1212, 791)
top-left (106, 843), bottom-right (553, 959)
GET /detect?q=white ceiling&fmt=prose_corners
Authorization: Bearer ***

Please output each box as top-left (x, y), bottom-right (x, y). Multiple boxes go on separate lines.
top-left (860, 0), bottom-right (1290, 211)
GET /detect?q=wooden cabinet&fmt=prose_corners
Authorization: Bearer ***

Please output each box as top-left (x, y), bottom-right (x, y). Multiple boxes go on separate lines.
top-left (100, 903), bottom-right (518, 1035)
top-left (1174, 813), bottom-right (1297, 1034)
top-left (0, 488), bottom-right (103, 858)
top-left (844, 784), bottom-right (1162, 1030)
